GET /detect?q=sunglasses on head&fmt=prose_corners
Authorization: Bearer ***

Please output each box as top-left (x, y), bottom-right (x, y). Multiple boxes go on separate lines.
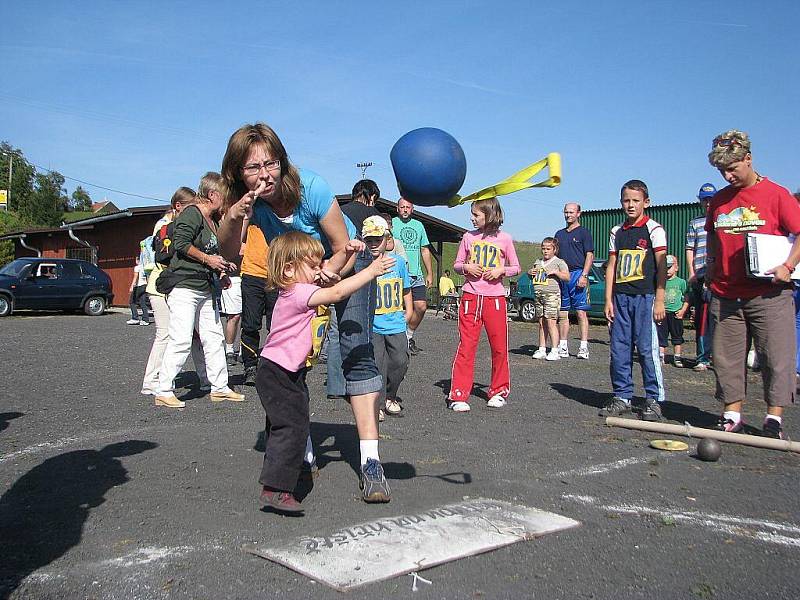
top-left (712, 137), bottom-right (742, 149)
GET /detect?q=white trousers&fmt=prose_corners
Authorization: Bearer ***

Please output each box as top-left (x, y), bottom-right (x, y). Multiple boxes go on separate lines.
top-left (158, 287), bottom-right (228, 394)
top-left (143, 294), bottom-right (207, 391)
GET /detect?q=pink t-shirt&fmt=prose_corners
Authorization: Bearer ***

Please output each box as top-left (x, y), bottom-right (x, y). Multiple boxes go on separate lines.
top-left (453, 230), bottom-right (520, 296)
top-left (261, 282), bottom-right (320, 372)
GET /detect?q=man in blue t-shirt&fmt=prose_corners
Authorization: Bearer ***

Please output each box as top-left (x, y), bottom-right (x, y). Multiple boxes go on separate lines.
top-left (554, 203), bottom-right (594, 359)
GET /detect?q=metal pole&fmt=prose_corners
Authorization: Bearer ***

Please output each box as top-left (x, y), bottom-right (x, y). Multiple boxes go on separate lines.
top-left (8, 154), bottom-right (12, 211)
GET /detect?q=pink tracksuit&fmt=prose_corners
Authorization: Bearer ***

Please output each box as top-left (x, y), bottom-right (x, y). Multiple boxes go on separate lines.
top-left (449, 229), bottom-right (520, 403)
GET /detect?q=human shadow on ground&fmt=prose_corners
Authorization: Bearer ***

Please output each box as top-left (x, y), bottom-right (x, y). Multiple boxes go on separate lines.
top-left (0, 440), bottom-right (158, 600)
top-left (0, 412), bottom-right (23, 434)
top-left (509, 345), bottom-right (536, 357)
top-left (550, 383), bottom-right (719, 427)
top-left (433, 379), bottom-right (489, 401)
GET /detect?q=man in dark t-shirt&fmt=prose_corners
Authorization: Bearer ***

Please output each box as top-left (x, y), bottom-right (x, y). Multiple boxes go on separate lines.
top-left (554, 203), bottom-right (594, 359)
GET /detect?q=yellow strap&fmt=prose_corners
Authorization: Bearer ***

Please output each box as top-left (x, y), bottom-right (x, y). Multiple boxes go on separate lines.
top-left (448, 152), bottom-right (562, 207)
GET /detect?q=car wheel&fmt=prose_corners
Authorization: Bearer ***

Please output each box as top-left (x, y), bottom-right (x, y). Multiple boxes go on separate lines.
top-left (519, 299), bottom-right (537, 323)
top-left (0, 294), bottom-right (12, 317)
top-left (84, 295), bottom-right (106, 316)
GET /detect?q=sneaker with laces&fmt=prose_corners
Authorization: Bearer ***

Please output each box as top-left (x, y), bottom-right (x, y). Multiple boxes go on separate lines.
top-left (447, 400), bottom-right (471, 412)
top-left (408, 338), bottom-right (420, 355)
top-left (715, 416), bottom-right (744, 433)
top-left (640, 398), bottom-right (663, 422)
top-left (385, 398), bottom-right (403, 417)
top-left (244, 366), bottom-right (257, 386)
top-left (761, 418), bottom-right (784, 440)
top-left (155, 394), bottom-right (185, 408)
top-left (693, 362), bottom-right (709, 372)
top-left (532, 348), bottom-right (547, 360)
top-left (673, 356), bottom-right (684, 368)
top-left (360, 458), bottom-right (391, 503)
top-left (126, 318), bottom-right (139, 325)
top-left (487, 394), bottom-right (506, 408)
top-left (210, 388), bottom-right (246, 402)
top-left (139, 320), bottom-right (150, 326)
top-left (545, 350), bottom-right (561, 361)
top-left (576, 347), bottom-right (589, 360)
top-left (598, 396), bottom-right (632, 417)
top-left (558, 346), bottom-right (569, 358)
top-left (259, 487), bottom-right (303, 513)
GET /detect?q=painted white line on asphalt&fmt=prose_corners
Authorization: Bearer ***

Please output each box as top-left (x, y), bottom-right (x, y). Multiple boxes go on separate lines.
top-left (563, 494), bottom-right (800, 548)
top-left (0, 426), bottom-right (167, 464)
top-left (101, 546), bottom-right (196, 568)
top-left (552, 456), bottom-right (654, 478)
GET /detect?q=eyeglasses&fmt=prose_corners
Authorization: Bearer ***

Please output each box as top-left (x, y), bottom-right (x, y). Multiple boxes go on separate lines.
top-left (712, 137), bottom-right (741, 149)
top-left (242, 159), bottom-right (281, 176)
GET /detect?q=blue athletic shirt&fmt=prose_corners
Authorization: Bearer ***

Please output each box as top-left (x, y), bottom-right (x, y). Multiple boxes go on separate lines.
top-left (249, 168), bottom-right (356, 258)
top-left (554, 225), bottom-right (594, 271)
top-left (373, 252), bottom-right (411, 336)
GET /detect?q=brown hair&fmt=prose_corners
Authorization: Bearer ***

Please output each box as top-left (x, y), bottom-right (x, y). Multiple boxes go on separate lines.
top-left (265, 231), bottom-right (325, 291)
top-left (220, 123), bottom-right (302, 213)
top-left (541, 236), bottom-right (559, 253)
top-left (170, 186), bottom-right (197, 210)
top-left (620, 179), bottom-right (649, 199)
top-left (472, 197), bottom-right (504, 235)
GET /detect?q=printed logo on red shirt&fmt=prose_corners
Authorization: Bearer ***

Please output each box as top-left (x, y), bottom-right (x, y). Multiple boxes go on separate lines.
top-left (714, 206), bottom-right (765, 234)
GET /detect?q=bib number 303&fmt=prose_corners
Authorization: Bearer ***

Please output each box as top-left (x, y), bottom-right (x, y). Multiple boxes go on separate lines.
top-left (375, 277), bottom-right (403, 315)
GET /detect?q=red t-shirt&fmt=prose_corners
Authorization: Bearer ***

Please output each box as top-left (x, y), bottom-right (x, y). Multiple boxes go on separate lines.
top-left (705, 178), bottom-right (800, 299)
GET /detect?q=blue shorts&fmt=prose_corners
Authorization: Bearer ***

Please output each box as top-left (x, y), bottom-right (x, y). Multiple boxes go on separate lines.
top-left (560, 269), bottom-right (591, 312)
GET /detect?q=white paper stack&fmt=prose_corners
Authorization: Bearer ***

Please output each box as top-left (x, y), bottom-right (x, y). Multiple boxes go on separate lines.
top-left (745, 233), bottom-right (800, 280)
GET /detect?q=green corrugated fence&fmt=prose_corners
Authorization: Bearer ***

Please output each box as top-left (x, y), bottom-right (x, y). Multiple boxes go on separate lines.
top-left (581, 202), bottom-right (703, 280)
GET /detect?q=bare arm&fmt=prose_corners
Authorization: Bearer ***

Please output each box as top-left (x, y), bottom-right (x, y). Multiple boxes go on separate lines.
top-left (604, 255), bottom-right (617, 322)
top-left (686, 248), bottom-right (696, 281)
top-left (421, 246), bottom-right (433, 287)
top-left (653, 250), bottom-right (667, 322)
top-left (309, 255), bottom-right (395, 307)
top-left (403, 289), bottom-right (413, 323)
top-left (578, 251), bottom-right (594, 288)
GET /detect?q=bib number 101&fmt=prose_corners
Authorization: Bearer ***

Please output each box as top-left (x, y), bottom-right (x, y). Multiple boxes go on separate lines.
top-left (616, 249), bottom-right (646, 283)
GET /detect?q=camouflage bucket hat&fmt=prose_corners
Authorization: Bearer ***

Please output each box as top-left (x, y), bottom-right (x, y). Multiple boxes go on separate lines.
top-left (708, 129), bottom-right (751, 168)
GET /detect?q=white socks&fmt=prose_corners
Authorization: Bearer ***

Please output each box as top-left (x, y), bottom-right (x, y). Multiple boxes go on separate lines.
top-left (766, 414), bottom-right (782, 424)
top-left (406, 328), bottom-right (415, 341)
top-left (723, 410), bottom-right (741, 424)
top-left (360, 440), bottom-right (380, 465)
top-left (558, 340), bottom-right (568, 350)
top-left (579, 341), bottom-right (588, 350)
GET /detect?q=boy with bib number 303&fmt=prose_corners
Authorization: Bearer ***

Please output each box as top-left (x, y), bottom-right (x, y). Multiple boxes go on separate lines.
top-left (602, 180), bottom-right (668, 422)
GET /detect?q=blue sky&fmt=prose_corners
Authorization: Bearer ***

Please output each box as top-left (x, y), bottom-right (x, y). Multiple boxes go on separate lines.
top-left (2, 1), bottom-right (798, 242)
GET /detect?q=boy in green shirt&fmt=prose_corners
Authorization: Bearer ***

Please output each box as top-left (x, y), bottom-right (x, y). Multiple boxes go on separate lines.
top-left (657, 255), bottom-right (689, 367)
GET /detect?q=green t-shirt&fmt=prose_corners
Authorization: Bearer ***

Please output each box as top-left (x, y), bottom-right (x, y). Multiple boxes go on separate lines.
top-left (170, 205), bottom-right (218, 292)
top-left (664, 276), bottom-right (687, 313)
top-left (392, 217), bottom-right (429, 278)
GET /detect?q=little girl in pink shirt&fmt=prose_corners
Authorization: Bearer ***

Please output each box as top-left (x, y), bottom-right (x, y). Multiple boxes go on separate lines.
top-left (449, 198), bottom-right (520, 411)
top-left (256, 231), bottom-right (394, 513)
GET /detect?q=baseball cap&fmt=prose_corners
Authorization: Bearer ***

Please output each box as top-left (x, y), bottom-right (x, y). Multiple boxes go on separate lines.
top-left (362, 215), bottom-right (389, 238)
top-left (697, 183), bottom-right (717, 200)
top-left (666, 255), bottom-right (675, 267)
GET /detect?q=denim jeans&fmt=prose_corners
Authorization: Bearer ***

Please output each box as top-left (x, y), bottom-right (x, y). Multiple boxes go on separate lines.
top-left (330, 249), bottom-right (382, 396)
top-left (325, 305), bottom-right (346, 396)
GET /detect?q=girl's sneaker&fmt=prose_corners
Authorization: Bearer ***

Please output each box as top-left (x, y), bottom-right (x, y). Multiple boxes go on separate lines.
top-left (673, 356), bottom-right (683, 368)
top-left (486, 394), bottom-right (506, 408)
top-left (545, 350), bottom-right (561, 361)
top-left (126, 318), bottom-right (139, 325)
top-left (447, 401), bottom-right (471, 412)
top-left (532, 348), bottom-right (547, 360)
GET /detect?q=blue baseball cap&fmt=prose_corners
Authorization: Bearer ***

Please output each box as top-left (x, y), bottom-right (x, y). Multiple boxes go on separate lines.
top-left (698, 183), bottom-right (717, 200)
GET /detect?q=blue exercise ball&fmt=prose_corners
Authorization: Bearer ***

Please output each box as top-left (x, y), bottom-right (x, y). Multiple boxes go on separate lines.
top-left (390, 128), bottom-right (467, 207)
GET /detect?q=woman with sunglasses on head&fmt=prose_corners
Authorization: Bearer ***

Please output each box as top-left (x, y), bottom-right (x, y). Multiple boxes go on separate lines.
top-left (154, 173), bottom-right (245, 408)
top-left (217, 123), bottom-right (392, 504)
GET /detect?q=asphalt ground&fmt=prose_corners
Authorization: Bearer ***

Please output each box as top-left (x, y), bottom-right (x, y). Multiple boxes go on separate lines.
top-left (1, 309), bottom-right (798, 599)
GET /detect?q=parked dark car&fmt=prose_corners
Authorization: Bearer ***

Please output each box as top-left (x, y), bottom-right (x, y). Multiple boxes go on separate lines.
top-left (513, 260), bottom-right (607, 322)
top-left (0, 258), bottom-right (114, 317)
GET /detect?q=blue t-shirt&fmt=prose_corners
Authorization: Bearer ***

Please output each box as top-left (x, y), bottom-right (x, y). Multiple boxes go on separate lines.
top-left (250, 168), bottom-right (356, 257)
top-left (554, 225), bottom-right (594, 271)
top-left (373, 252), bottom-right (411, 335)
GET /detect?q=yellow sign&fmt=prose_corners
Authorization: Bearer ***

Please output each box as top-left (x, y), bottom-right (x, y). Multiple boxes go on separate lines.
top-left (0, 190), bottom-right (7, 207)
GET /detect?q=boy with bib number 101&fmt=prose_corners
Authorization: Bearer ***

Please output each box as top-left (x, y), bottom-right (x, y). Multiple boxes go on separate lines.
top-left (448, 198), bottom-right (520, 412)
top-left (602, 180), bottom-right (668, 422)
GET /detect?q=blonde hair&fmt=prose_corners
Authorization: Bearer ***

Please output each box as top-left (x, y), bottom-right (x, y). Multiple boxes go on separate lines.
top-left (472, 197), bottom-right (504, 235)
top-left (265, 231), bottom-right (325, 290)
top-left (708, 129), bottom-right (751, 168)
top-left (220, 123), bottom-right (302, 213)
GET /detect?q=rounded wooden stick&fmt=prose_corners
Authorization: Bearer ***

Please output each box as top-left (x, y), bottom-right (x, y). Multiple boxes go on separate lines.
top-left (605, 417), bottom-right (800, 453)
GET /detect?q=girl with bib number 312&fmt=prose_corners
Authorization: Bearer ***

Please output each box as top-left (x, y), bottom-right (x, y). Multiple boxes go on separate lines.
top-left (448, 198), bottom-right (520, 412)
